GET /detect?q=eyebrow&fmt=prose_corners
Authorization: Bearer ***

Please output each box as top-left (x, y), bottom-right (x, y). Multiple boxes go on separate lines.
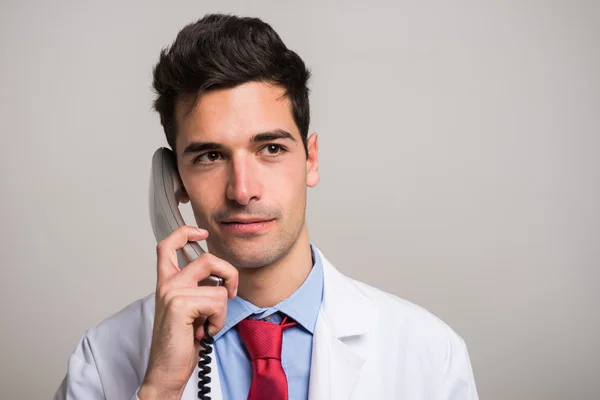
top-left (182, 129), bottom-right (297, 156)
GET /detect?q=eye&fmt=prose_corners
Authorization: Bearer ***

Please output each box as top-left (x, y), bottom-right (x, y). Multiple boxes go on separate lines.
top-left (261, 144), bottom-right (286, 156)
top-left (193, 151), bottom-right (224, 164)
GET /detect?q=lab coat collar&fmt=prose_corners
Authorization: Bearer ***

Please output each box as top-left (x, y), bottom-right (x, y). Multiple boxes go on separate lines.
top-left (307, 246), bottom-right (375, 400)
top-left (182, 245), bottom-right (374, 400)
top-left (317, 246), bottom-right (374, 339)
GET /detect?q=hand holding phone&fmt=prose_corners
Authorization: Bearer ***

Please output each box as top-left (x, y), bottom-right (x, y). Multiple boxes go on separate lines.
top-left (139, 226), bottom-right (238, 400)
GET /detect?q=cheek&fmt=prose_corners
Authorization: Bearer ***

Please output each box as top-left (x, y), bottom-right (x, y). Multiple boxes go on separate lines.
top-left (186, 177), bottom-right (222, 218)
top-left (274, 161), bottom-right (307, 210)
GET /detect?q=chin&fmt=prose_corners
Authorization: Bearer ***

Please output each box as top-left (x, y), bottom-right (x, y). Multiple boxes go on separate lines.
top-left (210, 236), bottom-right (288, 269)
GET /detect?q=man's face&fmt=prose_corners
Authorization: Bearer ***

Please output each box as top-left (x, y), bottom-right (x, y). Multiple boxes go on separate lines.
top-left (174, 81), bottom-right (319, 269)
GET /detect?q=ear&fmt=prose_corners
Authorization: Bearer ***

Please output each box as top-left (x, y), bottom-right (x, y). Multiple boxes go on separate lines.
top-left (178, 187), bottom-right (190, 204)
top-left (173, 161), bottom-right (191, 204)
top-left (306, 133), bottom-right (320, 187)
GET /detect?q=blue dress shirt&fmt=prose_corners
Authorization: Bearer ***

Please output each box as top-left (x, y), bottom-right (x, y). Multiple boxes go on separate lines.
top-left (213, 244), bottom-right (324, 400)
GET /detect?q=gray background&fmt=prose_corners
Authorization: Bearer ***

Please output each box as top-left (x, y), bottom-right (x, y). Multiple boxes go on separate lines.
top-left (1, 0), bottom-right (599, 399)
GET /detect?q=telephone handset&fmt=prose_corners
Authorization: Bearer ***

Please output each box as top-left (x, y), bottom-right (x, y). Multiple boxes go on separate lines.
top-left (149, 147), bottom-right (223, 286)
top-left (149, 147), bottom-right (222, 399)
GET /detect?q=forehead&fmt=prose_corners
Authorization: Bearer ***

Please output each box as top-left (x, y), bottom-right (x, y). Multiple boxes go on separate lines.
top-left (174, 81), bottom-right (299, 149)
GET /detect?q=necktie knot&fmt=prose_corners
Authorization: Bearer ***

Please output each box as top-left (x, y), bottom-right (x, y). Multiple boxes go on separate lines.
top-left (236, 318), bottom-right (284, 360)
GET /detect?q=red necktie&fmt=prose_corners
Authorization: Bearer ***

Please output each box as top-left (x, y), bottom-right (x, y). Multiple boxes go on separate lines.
top-left (237, 315), bottom-right (297, 400)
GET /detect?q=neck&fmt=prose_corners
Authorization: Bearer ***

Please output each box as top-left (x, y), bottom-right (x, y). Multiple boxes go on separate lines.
top-left (236, 226), bottom-right (313, 308)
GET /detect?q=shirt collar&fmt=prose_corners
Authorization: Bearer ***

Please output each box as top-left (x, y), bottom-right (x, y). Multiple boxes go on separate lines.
top-left (214, 243), bottom-right (324, 340)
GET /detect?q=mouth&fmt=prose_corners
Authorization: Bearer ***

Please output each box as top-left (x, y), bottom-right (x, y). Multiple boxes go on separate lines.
top-left (222, 217), bottom-right (273, 224)
top-left (220, 217), bottom-right (276, 234)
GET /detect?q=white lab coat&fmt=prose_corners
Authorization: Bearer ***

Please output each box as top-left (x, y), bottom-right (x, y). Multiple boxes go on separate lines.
top-left (54, 247), bottom-right (479, 399)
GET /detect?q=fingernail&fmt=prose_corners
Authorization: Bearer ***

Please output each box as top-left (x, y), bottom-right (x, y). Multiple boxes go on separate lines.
top-left (233, 287), bottom-right (238, 298)
top-left (196, 227), bottom-right (206, 233)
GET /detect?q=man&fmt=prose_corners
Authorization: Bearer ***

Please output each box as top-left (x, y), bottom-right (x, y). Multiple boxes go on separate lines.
top-left (54, 13), bottom-right (479, 400)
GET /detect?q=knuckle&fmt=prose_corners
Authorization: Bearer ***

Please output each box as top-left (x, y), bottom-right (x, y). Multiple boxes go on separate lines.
top-left (189, 254), bottom-right (208, 272)
top-left (197, 252), bottom-right (217, 271)
top-left (162, 290), bottom-right (174, 305)
top-left (217, 286), bottom-right (228, 300)
top-left (156, 284), bottom-right (169, 299)
top-left (211, 297), bottom-right (225, 314)
top-left (156, 239), bottom-right (168, 255)
top-left (199, 252), bottom-right (216, 264)
top-left (169, 296), bottom-right (187, 313)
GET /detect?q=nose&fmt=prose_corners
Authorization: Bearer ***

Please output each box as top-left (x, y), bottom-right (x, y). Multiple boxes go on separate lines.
top-left (226, 153), bottom-right (262, 206)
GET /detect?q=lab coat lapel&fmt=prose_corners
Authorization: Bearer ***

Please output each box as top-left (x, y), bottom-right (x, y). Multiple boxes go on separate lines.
top-left (308, 248), bottom-right (375, 400)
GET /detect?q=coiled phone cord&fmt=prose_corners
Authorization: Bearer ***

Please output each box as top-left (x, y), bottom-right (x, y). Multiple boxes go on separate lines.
top-left (197, 318), bottom-right (214, 399)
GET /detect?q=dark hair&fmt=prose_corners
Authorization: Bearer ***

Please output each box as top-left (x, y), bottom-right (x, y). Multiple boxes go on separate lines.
top-left (152, 13), bottom-right (312, 156)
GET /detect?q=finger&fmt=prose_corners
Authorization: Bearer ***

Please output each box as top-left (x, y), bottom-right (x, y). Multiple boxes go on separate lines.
top-left (156, 226), bottom-right (209, 284)
top-left (161, 285), bottom-right (229, 308)
top-left (164, 294), bottom-right (228, 338)
top-left (193, 317), bottom-right (217, 342)
top-left (155, 285), bottom-right (229, 334)
top-left (170, 252), bottom-right (239, 299)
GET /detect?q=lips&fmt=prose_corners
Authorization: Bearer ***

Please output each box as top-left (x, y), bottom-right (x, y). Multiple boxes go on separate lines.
top-left (222, 217), bottom-right (273, 224)
top-left (220, 218), bottom-right (275, 234)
